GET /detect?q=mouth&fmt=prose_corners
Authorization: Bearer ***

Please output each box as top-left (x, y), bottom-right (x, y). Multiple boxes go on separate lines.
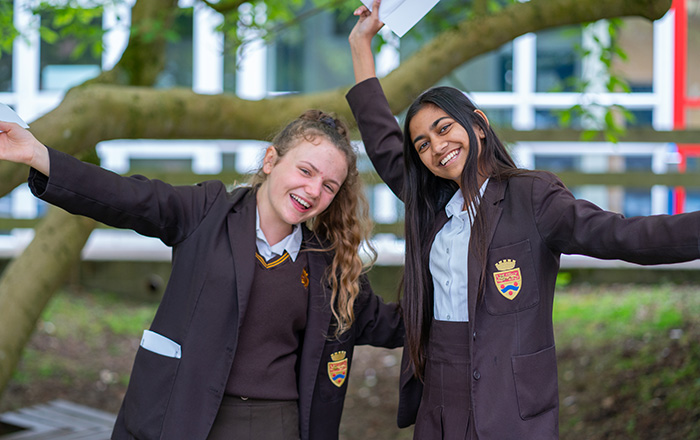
top-left (440, 149), bottom-right (460, 167)
top-left (290, 193), bottom-right (311, 211)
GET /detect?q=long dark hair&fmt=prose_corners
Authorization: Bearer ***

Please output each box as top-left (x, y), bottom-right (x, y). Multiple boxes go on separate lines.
top-left (402, 87), bottom-right (521, 378)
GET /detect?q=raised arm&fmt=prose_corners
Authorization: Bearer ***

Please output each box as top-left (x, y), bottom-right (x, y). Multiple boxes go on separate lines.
top-left (347, 0), bottom-right (406, 199)
top-left (0, 121), bottom-right (50, 175)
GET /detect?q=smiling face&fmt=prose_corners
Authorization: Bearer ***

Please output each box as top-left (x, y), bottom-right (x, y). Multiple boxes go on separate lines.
top-left (408, 104), bottom-right (485, 187)
top-left (256, 137), bottom-right (348, 243)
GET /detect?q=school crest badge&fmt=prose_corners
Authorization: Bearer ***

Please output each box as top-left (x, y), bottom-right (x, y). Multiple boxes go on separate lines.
top-left (327, 351), bottom-right (348, 387)
top-left (493, 259), bottom-right (521, 300)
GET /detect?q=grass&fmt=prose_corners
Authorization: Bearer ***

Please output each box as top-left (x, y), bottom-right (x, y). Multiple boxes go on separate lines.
top-left (3, 284), bottom-right (700, 439)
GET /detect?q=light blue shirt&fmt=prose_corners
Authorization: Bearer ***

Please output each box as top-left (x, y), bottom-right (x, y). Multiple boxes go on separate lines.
top-left (430, 179), bottom-right (489, 322)
top-left (255, 208), bottom-right (302, 262)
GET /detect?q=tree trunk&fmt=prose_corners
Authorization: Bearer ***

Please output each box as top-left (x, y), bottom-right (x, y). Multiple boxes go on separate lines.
top-left (0, 208), bottom-right (95, 394)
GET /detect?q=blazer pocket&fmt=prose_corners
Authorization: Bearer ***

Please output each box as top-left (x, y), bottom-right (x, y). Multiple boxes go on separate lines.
top-left (511, 345), bottom-right (558, 420)
top-left (484, 239), bottom-right (540, 315)
top-left (123, 344), bottom-right (180, 439)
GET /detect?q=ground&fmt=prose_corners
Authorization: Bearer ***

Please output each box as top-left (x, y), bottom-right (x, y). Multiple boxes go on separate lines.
top-left (2, 284), bottom-right (700, 439)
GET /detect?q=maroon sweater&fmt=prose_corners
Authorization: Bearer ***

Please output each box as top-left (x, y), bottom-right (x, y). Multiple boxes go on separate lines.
top-left (225, 251), bottom-right (309, 400)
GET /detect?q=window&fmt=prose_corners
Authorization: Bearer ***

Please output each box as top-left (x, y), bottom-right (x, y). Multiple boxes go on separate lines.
top-left (156, 9), bottom-right (194, 88)
top-left (612, 18), bottom-right (654, 93)
top-left (448, 43), bottom-right (514, 92)
top-left (534, 155), bottom-right (579, 172)
top-left (39, 10), bottom-right (102, 91)
top-left (536, 26), bottom-right (582, 92)
top-left (0, 0), bottom-right (14, 92)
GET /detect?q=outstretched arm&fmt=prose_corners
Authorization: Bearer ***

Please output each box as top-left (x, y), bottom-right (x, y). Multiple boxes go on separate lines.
top-left (349, 0), bottom-right (383, 83)
top-left (347, 0), bottom-right (406, 198)
top-left (0, 121), bottom-right (50, 175)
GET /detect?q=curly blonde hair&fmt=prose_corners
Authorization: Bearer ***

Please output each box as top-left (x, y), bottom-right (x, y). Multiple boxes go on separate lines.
top-left (250, 110), bottom-right (376, 337)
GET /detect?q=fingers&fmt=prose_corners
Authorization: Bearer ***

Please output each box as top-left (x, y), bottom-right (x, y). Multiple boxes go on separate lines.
top-left (353, 6), bottom-right (369, 16)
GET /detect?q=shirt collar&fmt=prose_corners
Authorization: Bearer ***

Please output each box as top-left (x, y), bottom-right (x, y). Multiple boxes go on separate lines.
top-left (445, 178), bottom-right (490, 219)
top-left (255, 208), bottom-right (303, 262)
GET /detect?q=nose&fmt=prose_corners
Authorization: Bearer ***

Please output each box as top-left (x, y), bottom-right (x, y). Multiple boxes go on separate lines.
top-left (432, 137), bottom-right (449, 155)
top-left (306, 178), bottom-right (322, 198)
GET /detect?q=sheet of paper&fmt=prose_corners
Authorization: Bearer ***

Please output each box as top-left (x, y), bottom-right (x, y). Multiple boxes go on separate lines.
top-left (361, 0), bottom-right (440, 37)
top-left (0, 102), bottom-right (29, 128)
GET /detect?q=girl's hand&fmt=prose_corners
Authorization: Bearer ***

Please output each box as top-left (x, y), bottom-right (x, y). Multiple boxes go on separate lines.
top-left (0, 121), bottom-right (50, 175)
top-left (349, 0), bottom-right (384, 46)
top-left (349, 0), bottom-right (383, 83)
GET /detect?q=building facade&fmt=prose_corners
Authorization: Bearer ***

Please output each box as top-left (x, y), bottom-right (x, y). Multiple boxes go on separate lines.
top-left (1, 0), bottom-right (699, 266)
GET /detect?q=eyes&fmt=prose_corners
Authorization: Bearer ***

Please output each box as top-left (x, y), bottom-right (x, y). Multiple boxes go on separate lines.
top-left (299, 167), bottom-right (337, 194)
top-left (415, 122), bottom-right (453, 153)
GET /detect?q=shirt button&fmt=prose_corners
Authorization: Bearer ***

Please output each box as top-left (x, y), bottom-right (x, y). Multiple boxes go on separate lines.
top-left (446, 314), bottom-right (451, 320)
top-left (473, 331), bottom-right (477, 341)
top-left (473, 370), bottom-right (481, 380)
top-left (445, 280), bottom-right (450, 287)
top-left (446, 248), bottom-right (450, 254)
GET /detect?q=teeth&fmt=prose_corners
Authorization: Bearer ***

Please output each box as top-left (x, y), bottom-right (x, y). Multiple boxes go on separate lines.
top-left (441, 150), bottom-right (458, 166)
top-left (291, 194), bottom-right (310, 208)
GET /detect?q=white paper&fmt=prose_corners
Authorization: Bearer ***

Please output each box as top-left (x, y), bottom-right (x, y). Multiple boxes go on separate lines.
top-left (361, 0), bottom-right (440, 37)
top-left (0, 102), bottom-right (29, 128)
top-left (140, 329), bottom-right (182, 359)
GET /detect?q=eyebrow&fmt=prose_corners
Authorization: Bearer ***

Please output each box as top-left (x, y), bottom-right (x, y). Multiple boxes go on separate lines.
top-left (301, 160), bottom-right (342, 188)
top-left (412, 116), bottom-right (451, 145)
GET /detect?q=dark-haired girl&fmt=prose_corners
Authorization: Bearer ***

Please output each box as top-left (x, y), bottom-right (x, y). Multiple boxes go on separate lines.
top-left (0, 110), bottom-right (402, 440)
top-left (347, 2), bottom-right (700, 439)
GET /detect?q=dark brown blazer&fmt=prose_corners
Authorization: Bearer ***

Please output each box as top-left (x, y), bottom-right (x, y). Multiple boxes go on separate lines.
top-left (347, 77), bottom-right (700, 439)
top-left (28, 147), bottom-right (403, 440)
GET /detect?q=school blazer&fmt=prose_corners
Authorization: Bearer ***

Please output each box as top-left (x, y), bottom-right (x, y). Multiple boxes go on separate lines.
top-left (347, 78), bottom-right (700, 439)
top-left (28, 147), bottom-right (403, 440)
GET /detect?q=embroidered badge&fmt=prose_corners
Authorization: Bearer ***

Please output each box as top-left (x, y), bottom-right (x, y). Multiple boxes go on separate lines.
top-left (493, 259), bottom-right (521, 300)
top-left (327, 351), bottom-right (348, 387)
top-left (301, 268), bottom-right (309, 288)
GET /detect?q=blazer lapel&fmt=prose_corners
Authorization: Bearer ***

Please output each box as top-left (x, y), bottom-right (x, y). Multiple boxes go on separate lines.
top-left (468, 179), bottom-right (506, 321)
top-left (227, 189), bottom-right (257, 326)
top-left (297, 228), bottom-right (333, 436)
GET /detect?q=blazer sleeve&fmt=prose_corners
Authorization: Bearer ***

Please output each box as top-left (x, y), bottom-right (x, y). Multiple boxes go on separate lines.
top-left (27, 146), bottom-right (225, 247)
top-left (352, 275), bottom-right (404, 349)
top-left (532, 171), bottom-right (700, 264)
top-left (346, 77), bottom-right (405, 200)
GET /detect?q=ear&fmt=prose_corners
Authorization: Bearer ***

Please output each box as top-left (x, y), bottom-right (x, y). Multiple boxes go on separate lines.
top-left (262, 146), bottom-right (278, 174)
top-left (474, 109), bottom-right (489, 139)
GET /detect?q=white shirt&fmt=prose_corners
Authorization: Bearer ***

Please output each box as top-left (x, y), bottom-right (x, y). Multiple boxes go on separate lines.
top-left (430, 179), bottom-right (489, 322)
top-left (255, 208), bottom-right (303, 262)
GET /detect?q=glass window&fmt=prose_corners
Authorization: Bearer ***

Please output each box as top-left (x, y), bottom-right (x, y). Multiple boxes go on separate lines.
top-left (483, 108), bottom-right (513, 129)
top-left (612, 18), bottom-right (653, 93)
top-left (0, 54), bottom-right (10, 92)
top-left (0, 195), bottom-right (12, 217)
top-left (536, 26), bottom-right (582, 92)
top-left (625, 156), bottom-right (652, 171)
top-left (685, 190), bottom-right (700, 212)
top-left (39, 10), bottom-right (102, 91)
top-left (687, 108), bottom-right (700, 130)
top-left (1, 0), bottom-right (14, 91)
top-left (535, 109), bottom-right (582, 129)
top-left (269, 26), bottom-right (304, 93)
top-left (156, 9), bottom-right (193, 88)
top-left (445, 43), bottom-right (514, 93)
top-left (623, 188), bottom-right (651, 217)
top-left (534, 155), bottom-right (579, 172)
top-left (268, 9), bottom-right (353, 94)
